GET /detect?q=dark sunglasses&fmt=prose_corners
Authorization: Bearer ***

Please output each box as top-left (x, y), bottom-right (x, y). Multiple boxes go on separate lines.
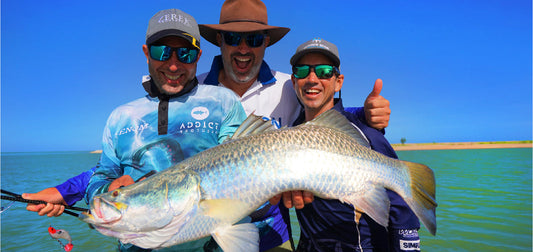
top-left (149, 45), bottom-right (199, 64)
top-left (292, 64), bottom-right (340, 79)
top-left (221, 32), bottom-right (265, 48)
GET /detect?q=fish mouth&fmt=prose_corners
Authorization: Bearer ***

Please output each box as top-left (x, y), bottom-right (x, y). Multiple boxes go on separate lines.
top-left (80, 197), bottom-right (123, 225)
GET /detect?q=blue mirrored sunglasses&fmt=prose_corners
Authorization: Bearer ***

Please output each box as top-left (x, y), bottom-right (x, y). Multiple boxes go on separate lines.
top-left (221, 32), bottom-right (265, 48)
top-left (149, 45), bottom-right (199, 64)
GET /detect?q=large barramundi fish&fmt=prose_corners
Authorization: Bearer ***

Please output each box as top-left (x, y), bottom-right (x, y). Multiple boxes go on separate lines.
top-left (80, 110), bottom-right (437, 251)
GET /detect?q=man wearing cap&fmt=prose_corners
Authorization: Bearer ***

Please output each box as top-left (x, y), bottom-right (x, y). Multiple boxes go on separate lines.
top-left (85, 9), bottom-right (247, 251)
top-left (197, 0), bottom-right (392, 251)
top-left (289, 37), bottom-right (421, 252)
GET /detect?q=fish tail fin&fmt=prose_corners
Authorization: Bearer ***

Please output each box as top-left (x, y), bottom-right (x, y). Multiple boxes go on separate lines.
top-left (401, 160), bottom-right (438, 235)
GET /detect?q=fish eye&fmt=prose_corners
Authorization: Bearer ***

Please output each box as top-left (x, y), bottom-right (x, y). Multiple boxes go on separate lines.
top-left (112, 190), bottom-right (120, 197)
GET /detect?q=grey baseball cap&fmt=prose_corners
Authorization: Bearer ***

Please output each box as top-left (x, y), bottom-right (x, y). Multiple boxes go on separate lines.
top-left (290, 38), bottom-right (340, 67)
top-left (146, 9), bottom-right (201, 49)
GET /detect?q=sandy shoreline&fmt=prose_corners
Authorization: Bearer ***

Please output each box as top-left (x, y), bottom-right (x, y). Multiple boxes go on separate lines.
top-left (392, 142), bottom-right (532, 151)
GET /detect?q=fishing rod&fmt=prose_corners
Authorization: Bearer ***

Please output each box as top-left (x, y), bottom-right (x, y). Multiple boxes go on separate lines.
top-left (1, 170), bottom-right (157, 217)
top-left (1, 189), bottom-right (88, 217)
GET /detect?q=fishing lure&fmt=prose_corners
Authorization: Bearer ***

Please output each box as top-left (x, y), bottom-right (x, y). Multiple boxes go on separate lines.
top-left (48, 226), bottom-right (74, 251)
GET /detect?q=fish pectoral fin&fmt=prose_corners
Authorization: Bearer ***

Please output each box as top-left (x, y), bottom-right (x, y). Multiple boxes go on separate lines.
top-left (199, 199), bottom-right (250, 223)
top-left (212, 223), bottom-right (259, 252)
top-left (343, 185), bottom-right (390, 228)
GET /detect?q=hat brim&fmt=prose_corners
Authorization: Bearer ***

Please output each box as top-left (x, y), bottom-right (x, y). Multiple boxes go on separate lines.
top-left (199, 22), bottom-right (290, 47)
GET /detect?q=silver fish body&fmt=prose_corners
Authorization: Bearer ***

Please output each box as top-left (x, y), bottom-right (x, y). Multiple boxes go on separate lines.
top-left (81, 110), bottom-right (437, 251)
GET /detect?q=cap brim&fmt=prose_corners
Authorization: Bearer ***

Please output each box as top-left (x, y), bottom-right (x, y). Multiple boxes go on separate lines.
top-left (147, 30), bottom-right (201, 49)
top-left (199, 23), bottom-right (290, 47)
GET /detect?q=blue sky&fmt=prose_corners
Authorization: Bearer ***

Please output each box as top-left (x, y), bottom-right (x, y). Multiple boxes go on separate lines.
top-left (2, 0), bottom-right (531, 152)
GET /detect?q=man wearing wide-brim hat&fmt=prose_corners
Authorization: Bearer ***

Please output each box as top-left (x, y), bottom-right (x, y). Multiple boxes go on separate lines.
top-left (198, 1), bottom-right (301, 250)
top-left (197, 0), bottom-right (393, 251)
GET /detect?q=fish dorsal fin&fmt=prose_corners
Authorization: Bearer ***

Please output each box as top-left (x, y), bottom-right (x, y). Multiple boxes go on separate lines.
top-left (226, 114), bottom-right (280, 142)
top-left (302, 110), bottom-right (371, 148)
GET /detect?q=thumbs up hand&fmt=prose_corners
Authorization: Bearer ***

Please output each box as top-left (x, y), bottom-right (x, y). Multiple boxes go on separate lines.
top-left (364, 79), bottom-right (391, 130)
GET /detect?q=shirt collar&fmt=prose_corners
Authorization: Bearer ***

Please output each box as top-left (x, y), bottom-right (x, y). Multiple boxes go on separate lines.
top-left (203, 55), bottom-right (276, 85)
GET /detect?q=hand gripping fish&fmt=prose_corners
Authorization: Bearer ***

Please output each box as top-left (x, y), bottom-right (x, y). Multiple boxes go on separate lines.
top-left (80, 110), bottom-right (437, 251)
top-left (48, 226), bottom-right (73, 251)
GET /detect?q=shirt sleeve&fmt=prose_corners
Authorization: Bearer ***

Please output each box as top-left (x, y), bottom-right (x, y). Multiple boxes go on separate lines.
top-left (55, 167), bottom-right (96, 206)
top-left (218, 97), bottom-right (247, 143)
top-left (345, 106), bottom-right (386, 135)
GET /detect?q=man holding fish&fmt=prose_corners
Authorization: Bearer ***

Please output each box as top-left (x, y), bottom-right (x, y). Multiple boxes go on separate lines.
top-left (83, 8), bottom-right (248, 251)
top-left (284, 37), bottom-right (427, 251)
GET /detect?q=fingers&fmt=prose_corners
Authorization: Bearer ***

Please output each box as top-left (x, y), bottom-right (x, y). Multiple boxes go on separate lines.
top-left (26, 202), bottom-right (46, 212)
top-left (27, 202), bottom-right (64, 217)
top-left (302, 191), bottom-right (314, 205)
top-left (40, 203), bottom-right (65, 217)
top-left (364, 79), bottom-right (390, 130)
top-left (282, 191), bottom-right (294, 208)
top-left (369, 78), bottom-right (383, 97)
top-left (269, 194), bottom-right (282, 206)
top-left (281, 191), bottom-right (314, 209)
top-left (108, 175), bottom-right (135, 191)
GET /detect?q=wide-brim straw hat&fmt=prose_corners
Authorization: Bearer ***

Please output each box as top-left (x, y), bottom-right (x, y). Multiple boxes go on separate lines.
top-left (199, 0), bottom-right (290, 47)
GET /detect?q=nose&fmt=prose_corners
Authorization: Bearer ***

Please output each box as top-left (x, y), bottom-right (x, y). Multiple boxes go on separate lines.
top-left (237, 38), bottom-right (252, 53)
top-left (167, 52), bottom-right (180, 72)
top-left (307, 70), bottom-right (320, 83)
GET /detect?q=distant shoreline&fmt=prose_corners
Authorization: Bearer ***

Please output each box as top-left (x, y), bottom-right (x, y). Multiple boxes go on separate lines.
top-left (392, 141), bottom-right (532, 151)
top-left (90, 141), bottom-right (532, 153)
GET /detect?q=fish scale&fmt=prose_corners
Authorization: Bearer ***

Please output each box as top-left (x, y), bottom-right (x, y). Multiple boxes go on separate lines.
top-left (81, 110), bottom-right (437, 251)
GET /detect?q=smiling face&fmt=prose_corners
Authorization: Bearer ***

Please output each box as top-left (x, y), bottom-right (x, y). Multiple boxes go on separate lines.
top-left (216, 32), bottom-right (270, 96)
top-left (291, 52), bottom-right (344, 121)
top-left (142, 36), bottom-right (202, 96)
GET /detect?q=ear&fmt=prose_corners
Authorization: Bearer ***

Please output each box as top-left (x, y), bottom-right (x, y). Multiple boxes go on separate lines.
top-left (263, 36), bottom-right (271, 47)
top-left (335, 74), bottom-right (344, 92)
top-left (142, 45), bottom-right (150, 64)
top-left (291, 74), bottom-right (297, 87)
top-left (196, 49), bottom-right (203, 63)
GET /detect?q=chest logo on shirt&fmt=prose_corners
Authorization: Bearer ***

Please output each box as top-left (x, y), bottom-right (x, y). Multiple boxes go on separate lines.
top-left (191, 106), bottom-right (209, 120)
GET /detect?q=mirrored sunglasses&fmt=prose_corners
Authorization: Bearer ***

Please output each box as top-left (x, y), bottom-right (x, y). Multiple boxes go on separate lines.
top-left (149, 45), bottom-right (199, 64)
top-left (221, 32), bottom-right (265, 48)
top-left (292, 64), bottom-right (339, 79)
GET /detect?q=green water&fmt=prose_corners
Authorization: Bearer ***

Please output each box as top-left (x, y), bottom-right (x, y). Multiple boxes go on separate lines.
top-left (1, 148), bottom-right (532, 251)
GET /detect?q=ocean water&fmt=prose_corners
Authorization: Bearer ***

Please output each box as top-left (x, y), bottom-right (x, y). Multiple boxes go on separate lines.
top-left (1, 148), bottom-right (531, 251)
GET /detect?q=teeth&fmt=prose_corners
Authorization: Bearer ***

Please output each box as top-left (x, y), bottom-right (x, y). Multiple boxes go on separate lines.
top-left (165, 73), bottom-right (181, 80)
top-left (306, 89), bottom-right (320, 94)
top-left (235, 57), bottom-right (250, 62)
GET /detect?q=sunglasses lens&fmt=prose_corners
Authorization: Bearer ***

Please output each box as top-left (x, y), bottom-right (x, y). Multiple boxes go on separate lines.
top-left (293, 65), bottom-right (336, 79)
top-left (246, 34), bottom-right (265, 47)
top-left (315, 65), bottom-right (335, 78)
top-left (223, 32), bottom-right (241, 46)
top-left (150, 46), bottom-right (198, 63)
top-left (293, 65), bottom-right (311, 79)
top-left (177, 48), bottom-right (199, 64)
top-left (150, 45), bottom-right (171, 61)
top-left (223, 32), bottom-right (264, 47)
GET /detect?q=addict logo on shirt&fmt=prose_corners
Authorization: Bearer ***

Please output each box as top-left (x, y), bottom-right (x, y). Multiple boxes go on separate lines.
top-left (178, 107), bottom-right (219, 134)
